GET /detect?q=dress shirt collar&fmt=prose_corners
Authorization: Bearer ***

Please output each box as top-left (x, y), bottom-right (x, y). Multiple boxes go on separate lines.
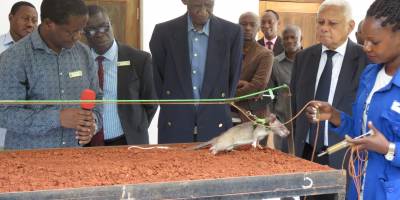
top-left (91, 39), bottom-right (118, 62)
top-left (2, 32), bottom-right (14, 46)
top-left (264, 35), bottom-right (277, 45)
top-left (187, 14), bottom-right (210, 36)
top-left (389, 64), bottom-right (400, 87)
top-left (321, 38), bottom-right (348, 56)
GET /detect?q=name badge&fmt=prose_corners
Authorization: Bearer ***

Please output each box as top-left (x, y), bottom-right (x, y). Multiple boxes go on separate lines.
top-left (69, 70), bottom-right (83, 78)
top-left (391, 100), bottom-right (400, 114)
top-left (117, 60), bottom-right (131, 67)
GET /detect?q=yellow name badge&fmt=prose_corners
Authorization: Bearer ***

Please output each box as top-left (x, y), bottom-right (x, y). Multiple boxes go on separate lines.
top-left (69, 70), bottom-right (83, 78)
top-left (117, 60), bottom-right (131, 67)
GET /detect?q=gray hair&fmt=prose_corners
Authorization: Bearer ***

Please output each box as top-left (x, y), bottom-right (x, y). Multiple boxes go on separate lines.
top-left (318, 0), bottom-right (353, 22)
top-left (239, 12), bottom-right (260, 28)
top-left (283, 24), bottom-right (302, 38)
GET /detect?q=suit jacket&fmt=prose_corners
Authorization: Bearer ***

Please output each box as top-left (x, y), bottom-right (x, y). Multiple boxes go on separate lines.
top-left (149, 14), bottom-right (243, 143)
top-left (257, 36), bottom-right (284, 56)
top-left (290, 39), bottom-right (369, 168)
top-left (236, 41), bottom-right (273, 119)
top-left (116, 43), bottom-right (158, 144)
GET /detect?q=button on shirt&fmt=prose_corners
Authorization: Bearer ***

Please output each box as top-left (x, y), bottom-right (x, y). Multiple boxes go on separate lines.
top-left (188, 15), bottom-right (209, 99)
top-left (0, 29), bottom-right (102, 150)
top-left (307, 39), bottom-right (348, 146)
top-left (0, 32), bottom-right (15, 54)
top-left (92, 40), bottom-right (124, 140)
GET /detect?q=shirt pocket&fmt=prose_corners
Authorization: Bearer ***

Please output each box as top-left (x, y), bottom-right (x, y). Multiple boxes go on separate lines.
top-left (381, 109), bottom-right (400, 138)
top-left (380, 178), bottom-right (400, 200)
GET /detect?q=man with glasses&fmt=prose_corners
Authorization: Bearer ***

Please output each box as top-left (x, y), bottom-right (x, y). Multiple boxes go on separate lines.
top-left (0, 0), bottom-right (102, 150)
top-left (0, 1), bottom-right (38, 54)
top-left (84, 5), bottom-right (157, 146)
top-left (150, 0), bottom-right (243, 143)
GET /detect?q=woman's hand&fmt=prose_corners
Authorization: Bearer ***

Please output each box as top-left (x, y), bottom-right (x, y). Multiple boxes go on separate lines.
top-left (346, 122), bottom-right (390, 155)
top-left (305, 101), bottom-right (341, 126)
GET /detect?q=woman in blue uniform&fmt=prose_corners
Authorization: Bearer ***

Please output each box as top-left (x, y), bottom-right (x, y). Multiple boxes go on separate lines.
top-left (305, 0), bottom-right (400, 199)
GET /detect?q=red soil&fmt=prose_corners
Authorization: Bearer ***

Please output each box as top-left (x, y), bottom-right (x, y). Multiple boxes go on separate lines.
top-left (0, 144), bottom-right (331, 193)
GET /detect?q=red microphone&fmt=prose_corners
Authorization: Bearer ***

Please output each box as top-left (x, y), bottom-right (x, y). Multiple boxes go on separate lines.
top-left (80, 89), bottom-right (96, 110)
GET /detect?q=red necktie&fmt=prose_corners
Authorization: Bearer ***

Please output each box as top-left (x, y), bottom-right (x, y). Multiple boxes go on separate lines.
top-left (266, 41), bottom-right (273, 50)
top-left (89, 56), bottom-right (105, 146)
top-left (96, 56), bottom-right (105, 90)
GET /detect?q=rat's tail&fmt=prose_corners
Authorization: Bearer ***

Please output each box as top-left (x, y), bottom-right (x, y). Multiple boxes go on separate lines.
top-left (186, 138), bottom-right (216, 150)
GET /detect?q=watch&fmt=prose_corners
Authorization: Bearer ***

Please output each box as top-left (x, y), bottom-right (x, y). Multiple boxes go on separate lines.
top-left (385, 142), bottom-right (396, 161)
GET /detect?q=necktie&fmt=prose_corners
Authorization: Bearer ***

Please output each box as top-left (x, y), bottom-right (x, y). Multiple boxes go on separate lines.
top-left (309, 50), bottom-right (337, 151)
top-left (96, 56), bottom-right (105, 90)
top-left (89, 55), bottom-right (106, 146)
top-left (266, 41), bottom-right (273, 50)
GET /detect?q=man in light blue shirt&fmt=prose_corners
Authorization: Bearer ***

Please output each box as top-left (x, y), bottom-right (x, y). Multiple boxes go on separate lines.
top-left (0, 1), bottom-right (37, 54)
top-left (150, 0), bottom-right (243, 143)
top-left (85, 5), bottom-right (157, 146)
top-left (188, 15), bottom-right (209, 100)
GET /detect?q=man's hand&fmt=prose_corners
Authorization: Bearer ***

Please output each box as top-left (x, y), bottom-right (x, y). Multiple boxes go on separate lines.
top-left (236, 80), bottom-right (249, 90)
top-left (60, 108), bottom-right (96, 144)
top-left (305, 101), bottom-right (341, 127)
top-left (60, 108), bottom-right (94, 128)
top-left (75, 122), bottom-right (95, 145)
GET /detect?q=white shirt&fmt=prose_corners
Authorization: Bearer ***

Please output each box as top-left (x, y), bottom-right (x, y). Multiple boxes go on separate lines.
top-left (362, 66), bottom-right (392, 133)
top-left (263, 35), bottom-right (278, 49)
top-left (0, 32), bottom-right (15, 54)
top-left (360, 66), bottom-right (392, 200)
top-left (308, 39), bottom-right (348, 146)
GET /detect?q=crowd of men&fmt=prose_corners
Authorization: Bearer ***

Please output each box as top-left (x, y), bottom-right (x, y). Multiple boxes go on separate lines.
top-left (0, 0), bottom-right (366, 197)
top-left (2, 0), bottom-right (400, 199)
top-left (0, 0), bottom-right (366, 154)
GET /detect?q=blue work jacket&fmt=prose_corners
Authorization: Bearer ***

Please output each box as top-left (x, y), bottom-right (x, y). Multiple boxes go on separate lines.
top-left (330, 63), bottom-right (400, 200)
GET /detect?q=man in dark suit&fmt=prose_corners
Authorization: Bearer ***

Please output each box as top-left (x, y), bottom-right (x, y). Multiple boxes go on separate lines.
top-left (85, 5), bottom-right (157, 146)
top-left (290, 0), bottom-right (368, 199)
top-left (150, 0), bottom-right (243, 144)
top-left (257, 9), bottom-right (284, 56)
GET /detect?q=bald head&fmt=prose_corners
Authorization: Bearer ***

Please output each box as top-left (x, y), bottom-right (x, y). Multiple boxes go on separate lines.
top-left (355, 19), bottom-right (364, 45)
top-left (282, 24), bottom-right (302, 54)
top-left (239, 12), bottom-right (260, 41)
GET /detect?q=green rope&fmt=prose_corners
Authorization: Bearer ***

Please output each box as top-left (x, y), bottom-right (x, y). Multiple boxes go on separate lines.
top-left (0, 85), bottom-right (289, 105)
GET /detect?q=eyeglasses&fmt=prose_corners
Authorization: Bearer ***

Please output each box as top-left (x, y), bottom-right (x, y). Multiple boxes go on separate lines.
top-left (84, 24), bottom-right (111, 37)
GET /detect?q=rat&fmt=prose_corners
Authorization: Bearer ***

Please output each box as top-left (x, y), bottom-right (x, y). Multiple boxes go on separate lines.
top-left (191, 114), bottom-right (290, 155)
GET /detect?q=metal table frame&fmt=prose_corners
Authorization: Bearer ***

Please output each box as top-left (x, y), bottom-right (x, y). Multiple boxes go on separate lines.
top-left (0, 170), bottom-right (346, 200)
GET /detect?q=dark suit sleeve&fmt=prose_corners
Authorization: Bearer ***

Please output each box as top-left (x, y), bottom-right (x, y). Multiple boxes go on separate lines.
top-left (290, 52), bottom-right (301, 133)
top-left (229, 26), bottom-right (244, 97)
top-left (149, 24), bottom-right (165, 98)
top-left (140, 52), bottom-right (158, 123)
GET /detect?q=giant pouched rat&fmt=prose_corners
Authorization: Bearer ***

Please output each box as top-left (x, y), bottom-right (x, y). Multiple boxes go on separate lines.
top-left (191, 114), bottom-right (289, 155)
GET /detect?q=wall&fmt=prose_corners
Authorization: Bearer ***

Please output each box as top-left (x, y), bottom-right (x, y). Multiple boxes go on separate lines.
top-left (349, 0), bottom-right (374, 41)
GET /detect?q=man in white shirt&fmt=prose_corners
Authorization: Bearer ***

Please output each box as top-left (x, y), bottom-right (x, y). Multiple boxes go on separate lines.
top-left (290, 1), bottom-right (370, 199)
top-left (257, 9), bottom-right (284, 56)
top-left (0, 1), bottom-right (38, 54)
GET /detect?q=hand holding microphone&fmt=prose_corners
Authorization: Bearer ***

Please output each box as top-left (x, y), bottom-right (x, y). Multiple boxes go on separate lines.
top-left (76, 89), bottom-right (97, 145)
top-left (59, 89), bottom-right (96, 145)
